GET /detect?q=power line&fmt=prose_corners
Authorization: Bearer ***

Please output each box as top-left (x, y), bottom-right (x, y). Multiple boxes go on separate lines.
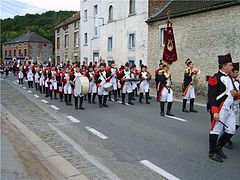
top-left (10, 0), bottom-right (48, 11)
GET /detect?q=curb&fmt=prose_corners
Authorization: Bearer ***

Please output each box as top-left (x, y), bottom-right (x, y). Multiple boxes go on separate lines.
top-left (1, 105), bottom-right (89, 180)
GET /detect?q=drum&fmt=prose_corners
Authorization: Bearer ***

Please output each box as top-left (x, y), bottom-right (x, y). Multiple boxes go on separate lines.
top-left (103, 82), bottom-right (113, 91)
top-left (75, 76), bottom-right (89, 95)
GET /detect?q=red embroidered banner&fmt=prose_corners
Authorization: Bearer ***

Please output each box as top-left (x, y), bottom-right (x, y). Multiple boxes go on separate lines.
top-left (162, 21), bottom-right (177, 65)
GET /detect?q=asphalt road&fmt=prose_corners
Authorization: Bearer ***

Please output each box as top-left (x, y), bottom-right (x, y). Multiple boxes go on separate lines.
top-left (2, 75), bottom-right (240, 180)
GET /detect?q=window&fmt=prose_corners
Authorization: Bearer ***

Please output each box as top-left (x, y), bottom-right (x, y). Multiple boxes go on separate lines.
top-left (84, 33), bottom-right (88, 45)
top-left (9, 50), bottom-right (12, 56)
top-left (57, 29), bottom-right (60, 35)
top-left (159, 26), bottom-right (167, 47)
top-left (57, 37), bottom-right (60, 49)
top-left (128, 57), bottom-right (135, 66)
top-left (94, 27), bottom-right (98, 37)
top-left (94, 5), bottom-right (98, 16)
top-left (129, 0), bottom-right (136, 15)
top-left (57, 56), bottom-right (60, 64)
top-left (19, 49), bottom-right (22, 56)
top-left (24, 49), bottom-right (27, 56)
top-left (128, 33), bottom-right (135, 50)
top-left (108, 5), bottom-right (113, 22)
top-left (108, 37), bottom-right (113, 51)
top-left (74, 22), bottom-right (79, 29)
top-left (14, 50), bottom-right (16, 56)
top-left (139, 60), bottom-right (142, 68)
top-left (84, 57), bottom-right (88, 65)
top-left (84, 10), bottom-right (88, 21)
top-left (74, 32), bottom-right (79, 48)
top-left (63, 25), bottom-right (68, 32)
top-left (65, 34), bottom-right (69, 48)
top-left (5, 50), bottom-right (7, 56)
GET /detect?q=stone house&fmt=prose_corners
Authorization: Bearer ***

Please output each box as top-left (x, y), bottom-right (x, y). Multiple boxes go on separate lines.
top-left (146, 0), bottom-right (240, 94)
top-left (2, 32), bottom-right (52, 63)
top-left (55, 12), bottom-right (80, 64)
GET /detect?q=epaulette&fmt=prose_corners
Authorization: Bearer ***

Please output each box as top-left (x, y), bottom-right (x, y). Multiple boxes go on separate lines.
top-left (158, 70), bottom-right (163, 75)
top-left (208, 76), bottom-right (218, 86)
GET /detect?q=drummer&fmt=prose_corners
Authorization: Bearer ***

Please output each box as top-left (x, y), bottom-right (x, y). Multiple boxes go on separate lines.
top-left (95, 63), bottom-right (110, 108)
top-left (73, 65), bottom-right (85, 110)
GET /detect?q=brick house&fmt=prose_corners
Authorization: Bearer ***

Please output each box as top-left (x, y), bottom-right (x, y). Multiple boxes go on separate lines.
top-left (55, 12), bottom-right (80, 65)
top-left (2, 32), bottom-right (52, 63)
top-left (146, 0), bottom-right (240, 94)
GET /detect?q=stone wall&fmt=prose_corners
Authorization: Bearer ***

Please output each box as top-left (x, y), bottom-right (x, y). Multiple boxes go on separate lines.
top-left (148, 5), bottom-right (240, 95)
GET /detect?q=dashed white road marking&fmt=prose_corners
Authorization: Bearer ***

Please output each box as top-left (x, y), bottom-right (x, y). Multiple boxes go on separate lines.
top-left (15, 80), bottom-right (18, 83)
top-left (34, 94), bottom-right (39, 98)
top-left (28, 90), bottom-right (32, 93)
top-left (23, 87), bottom-right (26, 89)
top-left (117, 101), bottom-right (130, 106)
top-left (50, 105), bottom-right (60, 111)
top-left (18, 84), bottom-right (22, 87)
top-left (12, 81), bottom-right (17, 84)
top-left (48, 123), bottom-right (120, 180)
top-left (67, 115), bottom-right (80, 123)
top-left (85, 126), bottom-right (108, 140)
top-left (165, 115), bottom-right (187, 122)
top-left (140, 160), bottom-right (181, 180)
top-left (41, 99), bottom-right (49, 104)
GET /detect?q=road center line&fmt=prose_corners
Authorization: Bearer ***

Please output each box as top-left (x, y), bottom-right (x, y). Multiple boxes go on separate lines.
top-left (85, 126), bottom-right (108, 140)
top-left (50, 105), bottom-right (60, 111)
top-left (140, 160), bottom-right (181, 180)
top-left (165, 115), bottom-right (187, 122)
top-left (34, 94), bottom-right (39, 98)
top-left (48, 123), bottom-right (120, 180)
top-left (41, 99), bottom-right (49, 104)
top-left (67, 116), bottom-right (80, 123)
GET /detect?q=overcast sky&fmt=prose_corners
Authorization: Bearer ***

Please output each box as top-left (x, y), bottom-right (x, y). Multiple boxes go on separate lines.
top-left (1, 0), bottom-right (80, 19)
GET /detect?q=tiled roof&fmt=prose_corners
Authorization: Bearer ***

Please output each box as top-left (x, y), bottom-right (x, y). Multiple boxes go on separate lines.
top-left (55, 11), bottom-right (80, 29)
top-left (147, 0), bottom-right (240, 23)
top-left (3, 32), bottom-right (51, 45)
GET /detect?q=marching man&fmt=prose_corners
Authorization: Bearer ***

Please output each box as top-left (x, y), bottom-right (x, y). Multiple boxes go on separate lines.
top-left (157, 63), bottom-right (174, 116)
top-left (18, 68), bottom-right (24, 84)
top-left (50, 75), bottom-right (58, 100)
top-left (208, 54), bottom-right (239, 162)
top-left (182, 58), bottom-right (198, 113)
top-left (56, 70), bottom-right (64, 102)
top-left (86, 63), bottom-right (97, 104)
top-left (63, 68), bottom-right (74, 105)
top-left (108, 61), bottom-right (119, 101)
top-left (73, 66), bottom-right (85, 110)
top-left (27, 70), bottom-right (34, 88)
top-left (34, 69), bottom-right (40, 91)
top-left (139, 65), bottom-right (151, 104)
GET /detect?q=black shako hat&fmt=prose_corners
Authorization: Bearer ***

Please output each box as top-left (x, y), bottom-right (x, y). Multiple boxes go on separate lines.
top-left (218, 53), bottom-right (232, 65)
top-left (232, 62), bottom-right (239, 71)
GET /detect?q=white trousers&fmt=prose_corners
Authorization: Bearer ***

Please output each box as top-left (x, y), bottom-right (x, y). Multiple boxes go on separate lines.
top-left (210, 108), bottom-right (236, 135)
top-left (160, 87), bottom-right (173, 102)
top-left (139, 80), bottom-right (149, 93)
top-left (64, 83), bottom-right (72, 94)
top-left (89, 83), bottom-right (97, 93)
top-left (183, 85), bottom-right (195, 99)
top-left (122, 82), bottom-right (132, 93)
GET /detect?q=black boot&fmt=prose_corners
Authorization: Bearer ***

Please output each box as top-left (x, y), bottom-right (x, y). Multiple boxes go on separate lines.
top-left (54, 90), bottom-right (58, 100)
top-left (118, 89), bottom-right (121, 97)
top-left (166, 102), bottom-right (174, 116)
top-left (122, 93), bottom-right (126, 105)
top-left (92, 93), bottom-right (96, 104)
top-left (84, 95), bottom-right (87, 101)
top-left (98, 95), bottom-right (103, 108)
top-left (190, 98), bottom-right (197, 112)
top-left (160, 102), bottom-right (165, 116)
top-left (209, 134), bottom-right (223, 162)
top-left (103, 95), bottom-right (109, 107)
top-left (59, 92), bottom-right (63, 102)
top-left (128, 93), bottom-right (134, 105)
top-left (79, 96), bottom-right (85, 110)
top-left (217, 132), bottom-right (233, 159)
top-left (75, 97), bottom-right (78, 109)
top-left (64, 94), bottom-right (68, 105)
top-left (146, 92), bottom-right (150, 104)
top-left (45, 88), bottom-right (49, 97)
top-left (139, 93), bottom-right (143, 104)
top-left (182, 99), bottom-right (189, 112)
top-left (88, 93), bottom-right (92, 104)
top-left (131, 92), bottom-right (136, 100)
top-left (108, 91), bottom-right (113, 101)
top-left (35, 83), bottom-right (38, 91)
top-left (114, 90), bottom-right (118, 101)
top-left (68, 94), bottom-right (72, 105)
top-left (39, 85), bottom-right (42, 93)
top-left (135, 88), bottom-right (139, 97)
top-left (43, 86), bottom-right (46, 94)
top-left (28, 81), bottom-right (31, 88)
top-left (225, 140), bottom-right (233, 149)
top-left (49, 90), bottom-right (53, 99)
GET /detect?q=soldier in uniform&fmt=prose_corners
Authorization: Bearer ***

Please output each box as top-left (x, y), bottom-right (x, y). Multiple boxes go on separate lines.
top-left (49, 75), bottom-right (58, 100)
top-left (139, 65), bottom-right (151, 104)
top-left (208, 54), bottom-right (239, 162)
top-left (63, 68), bottom-right (74, 105)
top-left (56, 69), bottom-right (64, 102)
top-left (119, 62), bottom-right (134, 105)
top-left (95, 63), bottom-right (110, 108)
top-left (155, 62), bottom-right (164, 91)
top-left (225, 62), bottom-right (240, 149)
top-left (27, 70), bottom-right (34, 88)
top-left (86, 63), bottom-right (97, 104)
top-left (157, 63), bottom-right (174, 116)
top-left (34, 69), bottom-right (40, 91)
top-left (73, 66), bottom-right (85, 110)
top-left (182, 58), bottom-right (198, 112)
top-left (108, 61), bottom-right (119, 101)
